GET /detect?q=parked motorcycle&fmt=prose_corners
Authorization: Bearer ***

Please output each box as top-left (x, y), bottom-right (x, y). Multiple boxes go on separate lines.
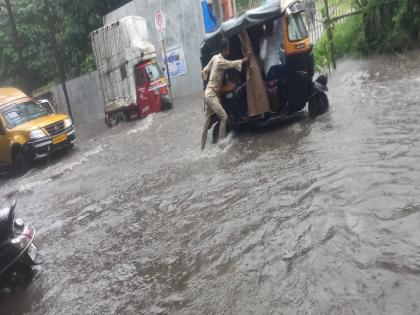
top-left (0, 200), bottom-right (42, 290)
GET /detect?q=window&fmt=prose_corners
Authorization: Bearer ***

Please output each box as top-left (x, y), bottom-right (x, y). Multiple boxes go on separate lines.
top-left (1, 102), bottom-right (48, 129)
top-left (145, 63), bottom-right (162, 82)
top-left (38, 100), bottom-right (55, 114)
top-left (135, 68), bottom-right (145, 86)
top-left (287, 13), bottom-right (309, 42)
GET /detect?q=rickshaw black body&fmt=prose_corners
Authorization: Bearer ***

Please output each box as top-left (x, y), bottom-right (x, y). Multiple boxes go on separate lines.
top-left (200, 1), bottom-right (329, 140)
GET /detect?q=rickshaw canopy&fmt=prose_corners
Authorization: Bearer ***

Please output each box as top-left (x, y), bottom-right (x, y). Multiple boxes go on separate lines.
top-left (201, 1), bottom-right (282, 57)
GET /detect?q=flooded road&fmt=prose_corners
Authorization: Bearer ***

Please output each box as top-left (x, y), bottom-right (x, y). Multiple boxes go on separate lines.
top-left (1, 50), bottom-right (420, 314)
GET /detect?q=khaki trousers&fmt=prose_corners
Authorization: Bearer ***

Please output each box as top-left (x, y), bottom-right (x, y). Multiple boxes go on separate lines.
top-left (201, 94), bottom-right (228, 150)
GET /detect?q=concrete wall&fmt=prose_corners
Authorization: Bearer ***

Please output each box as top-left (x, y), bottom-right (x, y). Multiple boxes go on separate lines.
top-left (103, 0), bottom-right (205, 99)
top-left (52, 0), bottom-right (206, 125)
top-left (54, 71), bottom-right (104, 125)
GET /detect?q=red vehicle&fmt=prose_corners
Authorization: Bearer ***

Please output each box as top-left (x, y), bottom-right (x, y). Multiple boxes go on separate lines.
top-left (134, 61), bottom-right (171, 119)
top-left (91, 16), bottom-right (172, 127)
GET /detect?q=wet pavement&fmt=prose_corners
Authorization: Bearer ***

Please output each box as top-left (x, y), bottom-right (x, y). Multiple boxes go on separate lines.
top-left (1, 50), bottom-right (420, 314)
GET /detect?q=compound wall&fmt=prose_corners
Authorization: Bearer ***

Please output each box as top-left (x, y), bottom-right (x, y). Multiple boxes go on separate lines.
top-left (104, 0), bottom-right (206, 99)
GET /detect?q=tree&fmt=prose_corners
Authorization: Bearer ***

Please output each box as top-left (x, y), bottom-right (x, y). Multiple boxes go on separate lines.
top-left (0, 0), bottom-right (54, 88)
top-left (0, 0), bottom-right (130, 89)
top-left (358, 0), bottom-right (420, 53)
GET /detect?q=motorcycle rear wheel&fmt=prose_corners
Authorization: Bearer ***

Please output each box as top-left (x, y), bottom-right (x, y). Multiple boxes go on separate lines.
top-left (308, 92), bottom-right (329, 118)
top-left (14, 263), bottom-right (34, 287)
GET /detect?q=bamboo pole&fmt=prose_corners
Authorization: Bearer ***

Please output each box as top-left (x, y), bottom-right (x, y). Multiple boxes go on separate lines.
top-left (323, 0), bottom-right (336, 70)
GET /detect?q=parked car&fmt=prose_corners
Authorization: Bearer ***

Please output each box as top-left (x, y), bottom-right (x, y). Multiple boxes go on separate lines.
top-left (0, 87), bottom-right (76, 175)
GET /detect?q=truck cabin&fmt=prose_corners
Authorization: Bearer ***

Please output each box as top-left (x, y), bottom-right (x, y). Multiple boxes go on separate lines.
top-left (134, 61), bottom-right (164, 87)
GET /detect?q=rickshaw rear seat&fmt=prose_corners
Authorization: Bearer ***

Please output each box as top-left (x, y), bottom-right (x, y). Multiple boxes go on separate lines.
top-left (265, 80), bottom-right (278, 88)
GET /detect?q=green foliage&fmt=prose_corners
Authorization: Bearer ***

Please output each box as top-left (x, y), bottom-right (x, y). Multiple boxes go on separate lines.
top-left (362, 0), bottom-right (420, 53)
top-left (55, 0), bottom-right (103, 78)
top-left (80, 54), bottom-right (96, 74)
top-left (0, 0), bottom-right (129, 90)
top-left (332, 15), bottom-right (365, 57)
top-left (314, 15), bottom-right (364, 71)
top-left (314, 0), bottom-right (420, 71)
top-left (313, 36), bottom-right (329, 72)
top-left (0, 0), bottom-right (54, 87)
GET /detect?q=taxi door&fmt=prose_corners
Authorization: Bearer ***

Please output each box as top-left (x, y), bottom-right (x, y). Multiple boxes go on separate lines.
top-left (0, 119), bottom-right (11, 165)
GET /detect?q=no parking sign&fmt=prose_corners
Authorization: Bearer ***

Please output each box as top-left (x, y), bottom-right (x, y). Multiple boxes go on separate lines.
top-left (154, 10), bottom-right (166, 39)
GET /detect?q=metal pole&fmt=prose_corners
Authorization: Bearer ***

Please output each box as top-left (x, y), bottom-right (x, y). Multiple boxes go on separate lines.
top-left (161, 39), bottom-right (173, 101)
top-left (323, 0), bottom-right (336, 70)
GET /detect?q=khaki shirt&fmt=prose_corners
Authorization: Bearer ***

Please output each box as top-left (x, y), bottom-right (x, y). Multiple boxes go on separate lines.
top-left (203, 53), bottom-right (243, 97)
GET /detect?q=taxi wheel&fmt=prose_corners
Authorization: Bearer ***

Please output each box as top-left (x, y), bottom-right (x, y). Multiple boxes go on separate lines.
top-left (13, 151), bottom-right (30, 176)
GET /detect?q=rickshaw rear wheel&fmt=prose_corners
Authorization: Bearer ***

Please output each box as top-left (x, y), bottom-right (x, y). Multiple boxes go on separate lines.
top-left (308, 92), bottom-right (329, 118)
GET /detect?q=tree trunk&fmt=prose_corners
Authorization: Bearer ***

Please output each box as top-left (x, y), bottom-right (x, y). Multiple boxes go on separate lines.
top-left (4, 0), bottom-right (31, 92)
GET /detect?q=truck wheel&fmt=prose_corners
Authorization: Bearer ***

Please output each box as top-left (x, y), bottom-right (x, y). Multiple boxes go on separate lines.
top-left (121, 112), bottom-right (129, 122)
top-left (13, 151), bottom-right (30, 176)
top-left (115, 112), bottom-right (128, 123)
top-left (308, 92), bottom-right (329, 118)
top-left (160, 99), bottom-right (173, 111)
top-left (129, 109), bottom-right (139, 120)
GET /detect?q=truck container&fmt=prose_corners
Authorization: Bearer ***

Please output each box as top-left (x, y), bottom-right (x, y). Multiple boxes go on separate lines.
top-left (91, 16), bottom-right (171, 127)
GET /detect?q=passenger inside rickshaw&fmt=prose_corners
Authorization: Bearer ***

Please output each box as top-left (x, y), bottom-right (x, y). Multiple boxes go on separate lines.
top-left (259, 19), bottom-right (287, 81)
top-left (218, 19), bottom-right (287, 118)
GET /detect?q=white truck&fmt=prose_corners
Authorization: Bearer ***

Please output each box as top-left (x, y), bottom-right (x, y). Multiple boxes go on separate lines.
top-left (90, 16), bottom-right (171, 127)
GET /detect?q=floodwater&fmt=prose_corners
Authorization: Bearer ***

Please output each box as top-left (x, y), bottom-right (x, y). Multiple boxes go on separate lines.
top-left (1, 50), bottom-right (420, 314)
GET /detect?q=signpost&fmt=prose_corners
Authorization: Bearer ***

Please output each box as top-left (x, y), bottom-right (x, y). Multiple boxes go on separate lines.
top-left (154, 10), bottom-right (166, 38)
top-left (154, 11), bottom-right (173, 100)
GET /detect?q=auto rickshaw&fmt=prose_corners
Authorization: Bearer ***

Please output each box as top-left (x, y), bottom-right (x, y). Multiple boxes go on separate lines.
top-left (200, 0), bottom-right (329, 141)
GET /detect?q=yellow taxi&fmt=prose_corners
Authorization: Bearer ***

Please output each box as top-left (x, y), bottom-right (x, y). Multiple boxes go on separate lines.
top-left (0, 87), bottom-right (75, 174)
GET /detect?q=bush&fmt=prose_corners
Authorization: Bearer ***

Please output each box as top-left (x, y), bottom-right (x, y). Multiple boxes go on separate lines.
top-left (362, 0), bottom-right (420, 53)
top-left (314, 15), bottom-right (364, 71)
top-left (314, 0), bottom-right (420, 70)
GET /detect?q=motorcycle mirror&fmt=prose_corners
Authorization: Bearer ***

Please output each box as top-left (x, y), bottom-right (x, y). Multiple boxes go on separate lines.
top-left (11, 199), bottom-right (17, 211)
